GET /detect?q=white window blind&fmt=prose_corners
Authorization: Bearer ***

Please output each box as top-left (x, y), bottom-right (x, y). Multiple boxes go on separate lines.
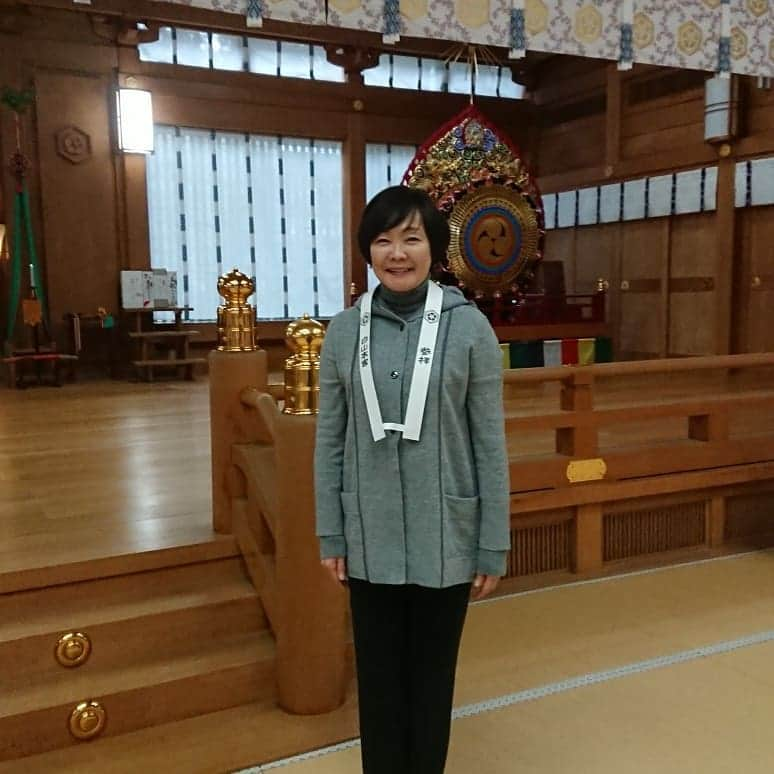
top-left (147, 125), bottom-right (344, 320)
top-left (364, 53), bottom-right (524, 99)
top-left (139, 28), bottom-right (345, 83)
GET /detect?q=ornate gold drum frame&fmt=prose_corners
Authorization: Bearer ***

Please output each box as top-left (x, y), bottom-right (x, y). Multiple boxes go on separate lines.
top-left (447, 184), bottom-right (539, 294)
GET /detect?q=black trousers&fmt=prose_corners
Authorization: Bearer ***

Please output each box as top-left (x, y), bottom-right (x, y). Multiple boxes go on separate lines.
top-left (348, 578), bottom-right (472, 774)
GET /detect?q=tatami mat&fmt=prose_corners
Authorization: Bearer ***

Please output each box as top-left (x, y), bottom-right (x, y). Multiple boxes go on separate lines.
top-left (247, 550), bottom-right (774, 773)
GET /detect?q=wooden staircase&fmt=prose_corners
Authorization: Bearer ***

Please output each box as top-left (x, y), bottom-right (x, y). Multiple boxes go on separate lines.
top-left (0, 557), bottom-right (275, 762)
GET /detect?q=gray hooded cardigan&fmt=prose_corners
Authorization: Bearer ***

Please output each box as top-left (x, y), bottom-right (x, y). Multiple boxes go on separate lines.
top-left (314, 280), bottom-right (511, 588)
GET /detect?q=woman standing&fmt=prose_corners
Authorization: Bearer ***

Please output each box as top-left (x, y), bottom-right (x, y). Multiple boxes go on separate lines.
top-left (314, 185), bottom-right (510, 774)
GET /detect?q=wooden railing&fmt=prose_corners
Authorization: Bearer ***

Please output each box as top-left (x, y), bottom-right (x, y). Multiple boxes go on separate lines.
top-left (501, 352), bottom-right (774, 583)
top-left (209, 347), bottom-right (774, 712)
top-left (208, 348), bottom-right (348, 715)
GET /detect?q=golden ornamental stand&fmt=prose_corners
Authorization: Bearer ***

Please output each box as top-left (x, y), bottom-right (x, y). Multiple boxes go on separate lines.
top-left (283, 314), bottom-right (325, 415)
top-left (209, 268), bottom-right (267, 534)
top-left (216, 268), bottom-right (257, 352)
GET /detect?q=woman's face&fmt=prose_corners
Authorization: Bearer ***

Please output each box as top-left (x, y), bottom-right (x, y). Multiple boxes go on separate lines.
top-left (370, 211), bottom-right (432, 293)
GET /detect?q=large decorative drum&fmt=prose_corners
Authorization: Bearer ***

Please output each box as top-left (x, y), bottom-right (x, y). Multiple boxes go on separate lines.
top-left (403, 104), bottom-right (545, 304)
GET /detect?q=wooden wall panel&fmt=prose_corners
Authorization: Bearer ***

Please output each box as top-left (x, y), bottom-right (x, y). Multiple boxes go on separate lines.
top-left (737, 207), bottom-right (774, 353)
top-left (620, 90), bottom-right (705, 162)
top-left (537, 116), bottom-right (605, 177)
top-left (620, 96), bottom-right (704, 138)
top-left (542, 229), bottom-right (576, 289)
top-left (668, 213), bottom-right (717, 356)
top-left (743, 78), bottom-right (774, 135)
top-left (618, 220), bottom-right (667, 358)
top-left (574, 224), bottom-right (618, 294)
top-left (621, 122), bottom-right (706, 161)
top-left (34, 69), bottom-right (120, 341)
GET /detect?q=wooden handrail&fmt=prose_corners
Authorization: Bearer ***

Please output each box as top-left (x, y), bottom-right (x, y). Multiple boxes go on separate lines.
top-left (503, 352), bottom-right (774, 384)
top-left (239, 386), bottom-right (279, 443)
top-left (505, 390), bottom-right (774, 432)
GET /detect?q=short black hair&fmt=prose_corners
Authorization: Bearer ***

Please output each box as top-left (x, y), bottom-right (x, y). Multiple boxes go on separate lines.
top-left (357, 185), bottom-right (450, 266)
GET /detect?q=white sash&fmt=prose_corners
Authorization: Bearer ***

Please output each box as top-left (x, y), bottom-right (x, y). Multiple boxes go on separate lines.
top-left (358, 282), bottom-right (443, 442)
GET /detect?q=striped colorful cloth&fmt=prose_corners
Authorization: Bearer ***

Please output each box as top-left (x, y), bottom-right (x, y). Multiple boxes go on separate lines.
top-left (503, 337), bottom-right (613, 369)
top-left (543, 339), bottom-right (562, 367)
top-left (560, 338), bottom-right (578, 365)
top-left (578, 337), bottom-right (595, 365)
top-left (500, 343), bottom-right (510, 369)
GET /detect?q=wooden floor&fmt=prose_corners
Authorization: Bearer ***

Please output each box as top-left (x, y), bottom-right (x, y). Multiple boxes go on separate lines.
top-left (0, 380), bottom-right (234, 593)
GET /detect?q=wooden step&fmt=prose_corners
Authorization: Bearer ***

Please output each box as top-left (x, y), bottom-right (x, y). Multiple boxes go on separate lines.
top-left (0, 692), bottom-right (359, 774)
top-left (0, 523), bottom-right (239, 595)
top-left (0, 631), bottom-right (276, 761)
top-left (131, 359), bottom-right (207, 367)
top-left (1, 628), bottom-right (273, 719)
top-left (0, 554), bottom-right (278, 763)
top-left (0, 558), bottom-right (266, 690)
top-left (128, 330), bottom-right (200, 338)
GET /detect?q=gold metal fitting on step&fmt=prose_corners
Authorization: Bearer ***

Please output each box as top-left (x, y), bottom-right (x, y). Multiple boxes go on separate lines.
top-left (69, 701), bottom-right (106, 740)
top-left (283, 313), bottom-right (325, 415)
top-left (216, 268), bottom-right (257, 352)
top-left (55, 632), bottom-right (92, 668)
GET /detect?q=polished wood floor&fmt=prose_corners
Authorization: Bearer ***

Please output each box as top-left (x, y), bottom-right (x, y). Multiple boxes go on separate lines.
top-left (0, 380), bottom-right (234, 592)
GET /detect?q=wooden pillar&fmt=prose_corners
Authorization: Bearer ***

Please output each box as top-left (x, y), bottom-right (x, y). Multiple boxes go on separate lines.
top-left (605, 64), bottom-right (622, 176)
top-left (660, 217), bottom-right (672, 357)
top-left (574, 503), bottom-right (603, 573)
top-left (706, 496), bottom-right (726, 548)
top-left (122, 153), bottom-right (151, 270)
top-left (208, 349), bottom-right (268, 533)
top-left (344, 109), bottom-right (367, 303)
top-left (556, 371), bottom-right (598, 457)
top-left (715, 154), bottom-right (737, 354)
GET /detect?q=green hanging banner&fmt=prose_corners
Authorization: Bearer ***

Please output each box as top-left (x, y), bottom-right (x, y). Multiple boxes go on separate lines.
top-left (2, 86), bottom-right (47, 346)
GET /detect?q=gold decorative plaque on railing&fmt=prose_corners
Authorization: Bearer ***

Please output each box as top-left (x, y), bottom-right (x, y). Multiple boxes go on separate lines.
top-left (566, 458), bottom-right (607, 483)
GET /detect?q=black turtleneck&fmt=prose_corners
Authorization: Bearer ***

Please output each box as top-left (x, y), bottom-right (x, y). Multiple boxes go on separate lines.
top-left (376, 277), bottom-right (430, 321)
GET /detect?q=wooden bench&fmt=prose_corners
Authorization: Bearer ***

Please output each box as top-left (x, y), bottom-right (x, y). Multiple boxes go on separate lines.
top-left (124, 306), bottom-right (206, 381)
top-left (2, 352), bottom-right (78, 388)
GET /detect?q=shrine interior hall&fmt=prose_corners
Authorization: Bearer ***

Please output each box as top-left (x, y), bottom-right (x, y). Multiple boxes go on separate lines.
top-left (2, 1), bottom-right (774, 771)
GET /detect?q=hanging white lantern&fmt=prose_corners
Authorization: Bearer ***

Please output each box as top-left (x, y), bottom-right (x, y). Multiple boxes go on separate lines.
top-left (116, 88), bottom-right (154, 154)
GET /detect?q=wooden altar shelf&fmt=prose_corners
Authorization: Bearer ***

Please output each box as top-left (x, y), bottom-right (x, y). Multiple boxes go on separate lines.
top-left (482, 289), bottom-right (606, 328)
top-left (124, 306), bottom-right (206, 381)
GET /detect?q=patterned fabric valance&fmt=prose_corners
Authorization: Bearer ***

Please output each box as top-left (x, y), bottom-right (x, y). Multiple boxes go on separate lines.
top-left (153, 0), bottom-right (326, 26)
top-left (147, 1), bottom-right (774, 78)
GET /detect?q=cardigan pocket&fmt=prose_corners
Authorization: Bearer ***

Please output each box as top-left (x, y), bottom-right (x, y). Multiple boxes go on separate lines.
top-left (443, 494), bottom-right (480, 559)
